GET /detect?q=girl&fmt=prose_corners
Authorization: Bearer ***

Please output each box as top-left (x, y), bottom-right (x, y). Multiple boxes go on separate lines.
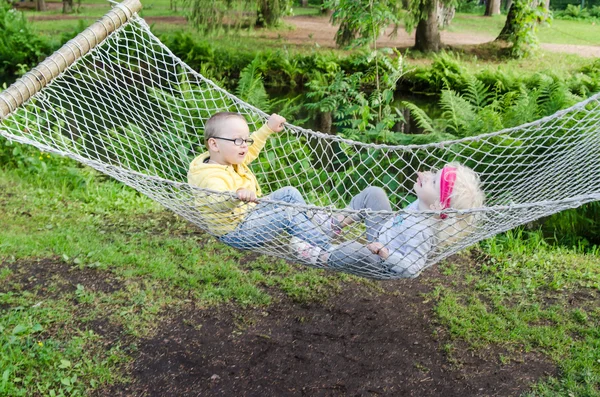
top-left (322, 162), bottom-right (485, 277)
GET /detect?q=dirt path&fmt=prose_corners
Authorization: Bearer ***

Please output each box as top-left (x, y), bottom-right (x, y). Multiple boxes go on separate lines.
top-left (266, 15), bottom-right (600, 57)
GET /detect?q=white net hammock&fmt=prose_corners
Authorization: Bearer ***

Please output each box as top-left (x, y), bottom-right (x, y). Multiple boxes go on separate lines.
top-left (1, 0), bottom-right (599, 279)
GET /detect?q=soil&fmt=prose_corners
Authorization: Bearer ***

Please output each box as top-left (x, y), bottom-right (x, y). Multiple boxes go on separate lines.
top-left (99, 275), bottom-right (554, 397)
top-left (2, 254), bottom-right (556, 397)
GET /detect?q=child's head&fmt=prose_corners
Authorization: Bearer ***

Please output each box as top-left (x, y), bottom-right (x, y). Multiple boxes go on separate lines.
top-left (415, 162), bottom-right (484, 215)
top-left (204, 112), bottom-right (252, 165)
top-left (416, 162), bottom-right (485, 247)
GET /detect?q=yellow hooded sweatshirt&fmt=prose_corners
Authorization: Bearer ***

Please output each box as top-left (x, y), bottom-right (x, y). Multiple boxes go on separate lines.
top-left (187, 124), bottom-right (274, 236)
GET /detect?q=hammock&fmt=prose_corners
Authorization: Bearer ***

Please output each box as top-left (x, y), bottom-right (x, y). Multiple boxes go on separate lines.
top-left (1, 0), bottom-right (599, 279)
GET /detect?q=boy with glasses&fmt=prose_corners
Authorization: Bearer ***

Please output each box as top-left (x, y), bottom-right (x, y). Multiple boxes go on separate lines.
top-left (188, 112), bottom-right (333, 262)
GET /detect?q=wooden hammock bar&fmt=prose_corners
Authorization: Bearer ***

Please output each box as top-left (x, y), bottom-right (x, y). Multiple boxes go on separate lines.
top-left (0, 0), bottom-right (142, 120)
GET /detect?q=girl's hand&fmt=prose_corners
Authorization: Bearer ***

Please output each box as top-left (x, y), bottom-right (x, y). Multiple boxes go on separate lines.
top-left (367, 242), bottom-right (390, 259)
top-left (236, 188), bottom-right (257, 203)
top-left (267, 114), bottom-right (286, 133)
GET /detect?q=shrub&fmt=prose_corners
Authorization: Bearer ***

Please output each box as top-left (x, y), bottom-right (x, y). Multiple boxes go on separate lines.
top-left (589, 5), bottom-right (600, 17)
top-left (0, 3), bottom-right (53, 85)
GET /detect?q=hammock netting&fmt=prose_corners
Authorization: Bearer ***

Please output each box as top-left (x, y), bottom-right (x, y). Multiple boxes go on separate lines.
top-left (1, 2), bottom-right (599, 279)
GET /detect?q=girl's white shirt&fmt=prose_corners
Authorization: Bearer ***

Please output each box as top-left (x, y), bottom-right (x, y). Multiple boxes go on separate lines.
top-left (378, 200), bottom-right (437, 278)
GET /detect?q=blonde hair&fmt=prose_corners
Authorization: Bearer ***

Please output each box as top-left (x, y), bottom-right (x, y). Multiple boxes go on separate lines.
top-left (436, 162), bottom-right (485, 247)
top-left (446, 162), bottom-right (485, 210)
top-left (204, 112), bottom-right (246, 147)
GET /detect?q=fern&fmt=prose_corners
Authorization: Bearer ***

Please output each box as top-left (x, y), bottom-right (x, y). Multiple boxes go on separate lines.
top-left (236, 57), bottom-right (270, 111)
top-left (473, 107), bottom-right (504, 136)
top-left (439, 90), bottom-right (477, 137)
top-left (402, 101), bottom-right (438, 134)
top-left (501, 87), bottom-right (539, 128)
top-left (464, 76), bottom-right (493, 108)
top-left (538, 80), bottom-right (581, 117)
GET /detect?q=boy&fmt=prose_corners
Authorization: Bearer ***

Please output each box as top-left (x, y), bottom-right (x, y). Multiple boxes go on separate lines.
top-left (188, 112), bottom-right (333, 260)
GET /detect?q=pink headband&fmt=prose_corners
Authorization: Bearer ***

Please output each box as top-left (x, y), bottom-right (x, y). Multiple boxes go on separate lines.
top-left (439, 166), bottom-right (457, 219)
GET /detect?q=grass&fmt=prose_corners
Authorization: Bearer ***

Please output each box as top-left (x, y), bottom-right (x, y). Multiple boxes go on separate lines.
top-left (447, 12), bottom-right (600, 46)
top-left (538, 19), bottom-right (600, 45)
top-left (0, 287), bottom-right (129, 396)
top-left (0, 153), bottom-right (354, 395)
top-left (433, 229), bottom-right (600, 396)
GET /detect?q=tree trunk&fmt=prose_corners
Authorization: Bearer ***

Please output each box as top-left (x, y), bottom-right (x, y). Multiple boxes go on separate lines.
top-left (497, 1), bottom-right (518, 40)
top-left (256, 0), bottom-right (280, 27)
top-left (63, 0), bottom-right (73, 14)
top-left (485, 0), bottom-right (501, 15)
top-left (414, 0), bottom-right (441, 52)
top-left (437, 3), bottom-right (455, 27)
top-left (318, 111), bottom-right (333, 134)
top-left (542, 0), bottom-right (550, 16)
top-left (313, 111), bottom-right (334, 170)
top-left (36, 0), bottom-right (47, 11)
top-left (301, 0), bottom-right (308, 6)
top-left (504, 0), bottom-right (513, 11)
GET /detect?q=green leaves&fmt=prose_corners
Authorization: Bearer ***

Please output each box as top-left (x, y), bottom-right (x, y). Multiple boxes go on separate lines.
top-left (327, 0), bottom-right (401, 48)
top-left (497, 0), bottom-right (550, 58)
top-left (10, 322), bottom-right (43, 336)
top-left (0, 3), bottom-right (53, 85)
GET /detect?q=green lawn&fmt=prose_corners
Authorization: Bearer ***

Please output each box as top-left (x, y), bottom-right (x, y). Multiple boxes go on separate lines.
top-left (448, 12), bottom-right (600, 45)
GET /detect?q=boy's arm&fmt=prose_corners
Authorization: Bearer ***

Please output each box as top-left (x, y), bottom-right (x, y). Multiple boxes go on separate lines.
top-left (244, 124), bottom-right (275, 165)
top-left (244, 114), bottom-right (286, 165)
top-left (196, 177), bottom-right (240, 212)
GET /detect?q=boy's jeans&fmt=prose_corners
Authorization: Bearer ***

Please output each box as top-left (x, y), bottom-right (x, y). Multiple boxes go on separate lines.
top-left (221, 186), bottom-right (331, 250)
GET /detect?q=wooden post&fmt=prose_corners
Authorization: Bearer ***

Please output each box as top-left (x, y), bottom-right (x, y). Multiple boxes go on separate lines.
top-left (0, 0), bottom-right (142, 121)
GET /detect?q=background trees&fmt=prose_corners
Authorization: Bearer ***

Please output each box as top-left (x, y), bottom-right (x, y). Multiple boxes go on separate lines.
top-left (183, 0), bottom-right (292, 32)
top-left (328, 0), bottom-right (549, 57)
top-left (329, 0), bottom-right (459, 52)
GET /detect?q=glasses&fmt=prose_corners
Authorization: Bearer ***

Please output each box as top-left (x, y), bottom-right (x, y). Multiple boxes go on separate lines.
top-left (211, 137), bottom-right (254, 146)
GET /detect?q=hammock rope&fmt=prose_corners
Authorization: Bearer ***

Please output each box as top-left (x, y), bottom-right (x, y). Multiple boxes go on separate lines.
top-left (1, 0), bottom-right (599, 279)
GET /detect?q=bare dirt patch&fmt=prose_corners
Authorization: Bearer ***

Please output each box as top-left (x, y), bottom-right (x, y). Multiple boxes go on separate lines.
top-left (0, 257), bottom-right (124, 297)
top-left (92, 262), bottom-right (555, 397)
